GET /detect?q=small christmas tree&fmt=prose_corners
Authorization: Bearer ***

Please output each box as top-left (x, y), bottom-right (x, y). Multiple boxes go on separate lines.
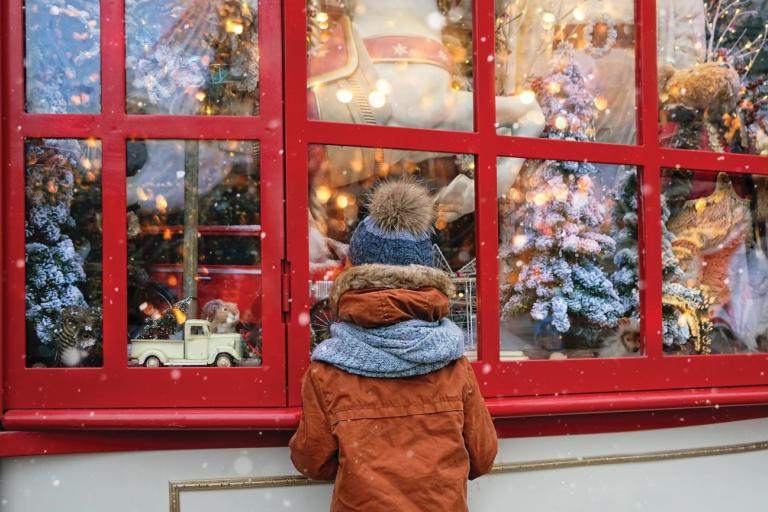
top-left (610, 168), bottom-right (710, 348)
top-left (499, 45), bottom-right (623, 345)
top-left (135, 297), bottom-right (193, 339)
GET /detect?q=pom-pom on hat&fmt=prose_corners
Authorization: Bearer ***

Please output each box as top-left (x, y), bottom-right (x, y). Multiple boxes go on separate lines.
top-left (348, 180), bottom-right (436, 267)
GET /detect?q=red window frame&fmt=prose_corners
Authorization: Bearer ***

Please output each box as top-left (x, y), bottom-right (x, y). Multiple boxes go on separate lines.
top-left (1, 0), bottom-right (767, 424)
top-left (283, 0), bottom-right (768, 406)
top-left (2, 0), bottom-right (286, 409)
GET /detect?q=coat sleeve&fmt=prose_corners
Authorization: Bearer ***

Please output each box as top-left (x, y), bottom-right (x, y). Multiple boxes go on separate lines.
top-left (462, 361), bottom-right (498, 480)
top-left (289, 366), bottom-right (339, 481)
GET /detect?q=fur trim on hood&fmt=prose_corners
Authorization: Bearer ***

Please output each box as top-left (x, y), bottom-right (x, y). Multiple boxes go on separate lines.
top-left (330, 264), bottom-right (455, 314)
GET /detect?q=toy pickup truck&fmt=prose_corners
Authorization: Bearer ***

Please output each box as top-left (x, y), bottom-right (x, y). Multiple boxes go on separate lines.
top-left (130, 319), bottom-right (244, 368)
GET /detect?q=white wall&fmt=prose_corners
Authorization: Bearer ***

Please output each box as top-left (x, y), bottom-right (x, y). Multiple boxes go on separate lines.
top-left (2, 418), bottom-right (767, 512)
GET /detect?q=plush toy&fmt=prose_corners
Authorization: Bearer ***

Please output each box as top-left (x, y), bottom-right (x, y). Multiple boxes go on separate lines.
top-left (54, 305), bottom-right (103, 367)
top-left (201, 299), bottom-right (240, 334)
top-left (659, 62), bottom-right (741, 152)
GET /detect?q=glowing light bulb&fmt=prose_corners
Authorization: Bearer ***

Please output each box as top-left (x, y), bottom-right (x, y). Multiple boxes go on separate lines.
top-left (594, 96), bottom-right (608, 111)
top-left (512, 234), bottom-right (528, 248)
top-left (376, 79), bottom-right (392, 95)
top-left (315, 186), bottom-right (332, 204)
top-left (368, 90), bottom-right (386, 108)
top-left (554, 116), bottom-right (568, 130)
top-left (316, 11), bottom-right (329, 23)
top-left (225, 19), bottom-right (244, 34)
top-left (547, 81), bottom-right (561, 94)
top-left (520, 90), bottom-right (536, 104)
top-left (336, 194), bottom-right (349, 208)
top-left (573, 8), bottom-right (585, 21)
top-left (542, 11), bottom-right (556, 24)
top-left (336, 89), bottom-right (353, 103)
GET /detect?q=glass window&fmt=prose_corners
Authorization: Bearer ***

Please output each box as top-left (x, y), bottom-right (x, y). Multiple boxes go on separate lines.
top-left (25, 138), bottom-right (103, 367)
top-left (657, 1), bottom-right (768, 155)
top-left (661, 169), bottom-right (768, 355)
top-left (25, 0), bottom-right (101, 113)
top-left (126, 0), bottom-right (260, 115)
top-left (499, 158), bottom-right (639, 359)
top-left (495, 0), bottom-right (637, 144)
top-left (307, 1), bottom-right (474, 131)
top-left (308, 144), bottom-right (478, 355)
top-left (127, 140), bottom-right (262, 367)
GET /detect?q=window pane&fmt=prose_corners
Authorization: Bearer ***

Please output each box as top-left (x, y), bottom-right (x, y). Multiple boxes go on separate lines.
top-left (495, 0), bottom-right (637, 144)
top-left (307, 2), bottom-right (474, 131)
top-left (499, 159), bottom-right (639, 359)
top-left (127, 140), bottom-right (262, 368)
top-left (25, 0), bottom-right (101, 113)
top-left (657, 1), bottom-right (768, 155)
top-left (26, 138), bottom-right (103, 367)
top-left (661, 169), bottom-right (768, 355)
top-left (308, 145), bottom-right (478, 356)
top-left (126, 0), bottom-right (260, 115)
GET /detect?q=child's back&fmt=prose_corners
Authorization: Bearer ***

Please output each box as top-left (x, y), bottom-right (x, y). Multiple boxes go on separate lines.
top-left (290, 181), bottom-right (497, 511)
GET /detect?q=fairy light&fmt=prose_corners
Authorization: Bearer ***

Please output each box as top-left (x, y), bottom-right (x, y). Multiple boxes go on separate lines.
top-left (316, 11), bottom-right (329, 23)
top-left (336, 89), bottom-right (353, 103)
top-left (554, 116), bottom-right (568, 130)
top-left (520, 90), bottom-right (536, 104)
top-left (376, 79), bottom-right (392, 95)
top-left (315, 186), bottom-right (332, 204)
top-left (573, 8), bottom-right (585, 21)
top-left (594, 96), bottom-right (608, 111)
top-left (225, 19), bottom-right (244, 34)
top-left (368, 90), bottom-right (386, 108)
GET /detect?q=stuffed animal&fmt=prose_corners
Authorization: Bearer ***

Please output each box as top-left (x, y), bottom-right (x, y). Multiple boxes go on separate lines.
top-left (54, 305), bottom-right (103, 367)
top-left (201, 299), bottom-right (240, 334)
top-left (659, 62), bottom-right (741, 152)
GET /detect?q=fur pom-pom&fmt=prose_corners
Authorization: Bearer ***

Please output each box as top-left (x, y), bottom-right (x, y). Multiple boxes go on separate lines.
top-left (368, 180), bottom-right (436, 235)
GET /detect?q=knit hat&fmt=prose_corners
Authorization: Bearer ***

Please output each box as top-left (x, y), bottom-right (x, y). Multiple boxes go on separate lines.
top-left (348, 180), bottom-right (436, 267)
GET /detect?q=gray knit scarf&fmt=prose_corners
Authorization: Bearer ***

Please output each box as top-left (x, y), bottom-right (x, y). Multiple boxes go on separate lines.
top-left (311, 318), bottom-right (465, 378)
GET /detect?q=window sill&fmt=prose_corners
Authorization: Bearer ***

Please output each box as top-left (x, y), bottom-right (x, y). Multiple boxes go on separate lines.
top-left (4, 386), bottom-right (768, 430)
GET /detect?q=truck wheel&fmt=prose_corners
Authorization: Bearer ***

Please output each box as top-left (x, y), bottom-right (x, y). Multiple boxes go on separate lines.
top-left (144, 356), bottom-right (162, 368)
top-left (214, 354), bottom-right (232, 368)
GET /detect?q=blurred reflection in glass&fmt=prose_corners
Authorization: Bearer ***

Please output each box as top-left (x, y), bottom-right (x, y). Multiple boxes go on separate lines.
top-left (307, 145), bottom-right (478, 355)
top-left (126, 0), bottom-right (259, 115)
top-left (495, 0), bottom-right (637, 144)
top-left (498, 159), bottom-right (639, 359)
top-left (126, 140), bottom-right (263, 367)
top-left (662, 169), bottom-right (768, 355)
top-left (657, 1), bottom-right (768, 156)
top-left (25, 0), bottom-right (101, 113)
top-left (25, 138), bottom-right (103, 367)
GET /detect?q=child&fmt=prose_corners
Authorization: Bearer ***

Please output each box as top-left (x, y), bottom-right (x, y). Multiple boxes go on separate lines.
top-left (290, 180), bottom-right (497, 511)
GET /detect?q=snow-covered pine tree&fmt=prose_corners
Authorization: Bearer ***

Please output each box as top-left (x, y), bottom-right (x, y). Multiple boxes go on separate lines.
top-left (499, 44), bottom-right (623, 346)
top-left (610, 168), bottom-right (709, 347)
top-left (25, 141), bottom-right (89, 360)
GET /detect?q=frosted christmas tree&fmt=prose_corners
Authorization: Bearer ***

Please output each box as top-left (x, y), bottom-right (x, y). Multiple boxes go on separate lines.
top-left (499, 45), bottom-right (623, 346)
top-left (610, 169), bottom-right (710, 348)
top-left (25, 141), bottom-right (89, 360)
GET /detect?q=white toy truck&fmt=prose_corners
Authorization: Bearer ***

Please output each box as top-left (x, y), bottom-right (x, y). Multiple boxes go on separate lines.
top-left (130, 319), bottom-right (243, 368)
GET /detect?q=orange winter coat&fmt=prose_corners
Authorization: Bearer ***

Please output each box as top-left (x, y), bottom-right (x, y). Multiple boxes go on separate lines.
top-left (290, 264), bottom-right (497, 512)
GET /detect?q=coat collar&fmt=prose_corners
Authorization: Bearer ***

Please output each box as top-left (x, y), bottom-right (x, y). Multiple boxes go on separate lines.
top-left (330, 264), bottom-right (455, 313)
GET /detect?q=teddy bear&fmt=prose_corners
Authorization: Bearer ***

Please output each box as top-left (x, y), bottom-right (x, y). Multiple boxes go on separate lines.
top-left (201, 299), bottom-right (241, 334)
top-left (659, 61), bottom-right (741, 153)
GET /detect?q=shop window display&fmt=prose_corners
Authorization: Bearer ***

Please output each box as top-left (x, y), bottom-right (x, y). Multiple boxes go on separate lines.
top-left (661, 169), bottom-right (768, 355)
top-left (496, 44), bottom-right (640, 359)
top-left (495, 0), bottom-right (637, 145)
top-left (126, 140), bottom-right (262, 367)
top-left (658, 0), bottom-right (768, 156)
top-left (307, 144), bottom-right (478, 355)
top-left (25, 0), bottom-right (101, 113)
top-left (25, 139), bottom-right (103, 367)
top-left (126, 0), bottom-right (259, 115)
